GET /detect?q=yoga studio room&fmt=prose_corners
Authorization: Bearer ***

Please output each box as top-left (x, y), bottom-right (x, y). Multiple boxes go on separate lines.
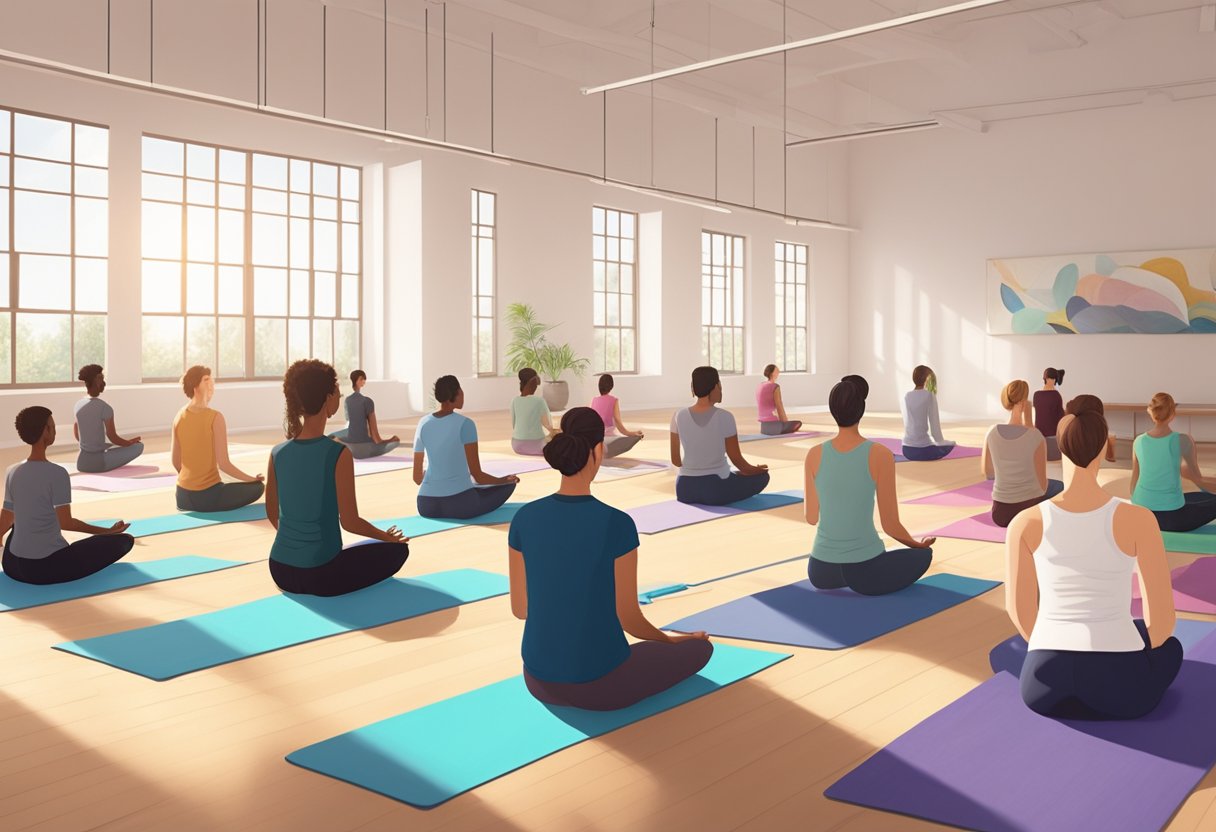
top-left (1, 0), bottom-right (1215, 829)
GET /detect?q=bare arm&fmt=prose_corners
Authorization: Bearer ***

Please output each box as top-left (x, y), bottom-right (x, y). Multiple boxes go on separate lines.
top-left (56, 505), bottom-right (128, 536)
top-left (73, 422), bottom-right (79, 442)
top-left (334, 448), bottom-right (406, 543)
top-left (105, 418), bottom-right (139, 447)
top-left (1034, 436), bottom-right (1048, 491)
top-left (264, 452), bottom-right (279, 530)
top-left (1179, 434), bottom-right (1216, 491)
top-left (412, 451), bottom-right (425, 486)
top-left (1116, 502), bottom-right (1176, 647)
top-left (0, 509), bottom-right (13, 540)
top-left (367, 412), bottom-right (398, 446)
top-left (508, 547), bottom-right (527, 619)
top-left (773, 385), bottom-right (790, 423)
top-left (213, 412), bottom-right (262, 482)
top-left (613, 401), bottom-right (641, 437)
top-left (873, 446), bottom-right (933, 549)
top-left (1130, 447), bottom-right (1140, 495)
top-left (615, 550), bottom-right (707, 642)
top-left (725, 436), bottom-right (767, 476)
top-left (981, 436), bottom-right (994, 480)
top-left (669, 432), bottom-right (682, 467)
top-left (1005, 510), bottom-right (1040, 642)
top-left (170, 414), bottom-right (183, 473)
top-left (540, 410), bottom-right (556, 434)
top-left (803, 445), bottom-right (821, 525)
top-left (466, 443), bottom-right (517, 486)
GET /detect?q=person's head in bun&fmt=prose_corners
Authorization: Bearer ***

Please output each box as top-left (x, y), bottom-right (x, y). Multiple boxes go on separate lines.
top-left (1148, 392), bottom-right (1176, 425)
top-left (763, 364), bottom-right (779, 382)
top-left (434, 375), bottom-right (463, 410)
top-left (78, 364), bottom-right (105, 397)
top-left (691, 366), bottom-right (722, 403)
top-left (1066, 394), bottom-right (1104, 417)
top-left (1001, 380), bottom-right (1029, 412)
top-left (543, 407), bottom-right (605, 479)
top-left (829, 375), bottom-right (868, 427)
top-left (840, 374), bottom-right (869, 400)
top-left (519, 367), bottom-right (540, 396)
top-left (1043, 367), bottom-right (1065, 387)
top-left (1057, 399), bottom-right (1110, 469)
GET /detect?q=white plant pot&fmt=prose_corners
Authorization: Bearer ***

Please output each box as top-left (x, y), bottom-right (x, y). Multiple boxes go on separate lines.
top-left (542, 380), bottom-right (569, 412)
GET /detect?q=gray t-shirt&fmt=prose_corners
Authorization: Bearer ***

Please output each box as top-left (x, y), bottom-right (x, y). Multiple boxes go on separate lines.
top-left (3, 461), bottom-right (70, 559)
top-left (670, 407), bottom-right (736, 479)
top-left (74, 397), bottom-right (114, 453)
top-left (345, 391), bottom-right (374, 443)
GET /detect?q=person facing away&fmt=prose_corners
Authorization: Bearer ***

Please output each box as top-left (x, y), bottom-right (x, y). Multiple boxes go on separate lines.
top-left (982, 380), bottom-right (1063, 528)
top-left (590, 373), bottom-right (643, 459)
top-left (332, 369), bottom-right (401, 460)
top-left (756, 364), bottom-right (803, 436)
top-left (73, 364), bottom-right (144, 474)
top-left (670, 366), bottom-right (769, 506)
top-left (1007, 394), bottom-right (1181, 720)
top-left (265, 360), bottom-right (409, 597)
top-left (511, 368), bottom-right (557, 456)
top-left (1130, 392), bottom-right (1216, 533)
top-left (804, 375), bottom-right (934, 595)
top-left (170, 365), bottom-right (265, 513)
top-left (901, 364), bottom-right (955, 461)
top-left (1033, 367), bottom-right (1066, 461)
top-left (413, 374), bottom-right (518, 520)
top-left (508, 406), bottom-right (712, 711)
top-left (0, 406), bottom-right (134, 585)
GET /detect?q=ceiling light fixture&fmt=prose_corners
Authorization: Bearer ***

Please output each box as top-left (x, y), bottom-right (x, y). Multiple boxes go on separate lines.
top-left (588, 177), bottom-right (732, 214)
top-left (786, 120), bottom-right (941, 147)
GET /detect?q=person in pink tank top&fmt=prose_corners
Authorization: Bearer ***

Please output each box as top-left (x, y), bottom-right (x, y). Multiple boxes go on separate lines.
top-left (590, 374), bottom-right (643, 458)
top-left (757, 364), bottom-right (803, 436)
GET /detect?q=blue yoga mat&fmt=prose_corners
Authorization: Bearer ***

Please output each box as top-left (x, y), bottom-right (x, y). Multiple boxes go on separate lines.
top-left (665, 573), bottom-right (1001, 649)
top-left (96, 503), bottom-right (269, 538)
top-left (372, 503), bottom-right (523, 538)
top-left (0, 556), bottom-right (246, 612)
top-left (286, 642), bottom-right (789, 808)
top-left (989, 617), bottom-right (1216, 677)
top-left (54, 568), bottom-right (508, 680)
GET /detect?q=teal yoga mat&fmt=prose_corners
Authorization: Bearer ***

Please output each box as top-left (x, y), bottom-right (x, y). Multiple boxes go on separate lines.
top-left (97, 503), bottom-right (269, 538)
top-left (286, 642), bottom-right (789, 808)
top-left (1163, 525), bottom-right (1216, 555)
top-left (0, 556), bottom-right (246, 611)
top-left (54, 568), bottom-right (508, 680)
top-left (372, 503), bottom-right (523, 537)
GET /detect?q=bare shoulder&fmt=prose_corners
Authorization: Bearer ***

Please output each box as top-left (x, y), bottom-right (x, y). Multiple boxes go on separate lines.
top-left (1114, 500), bottom-right (1156, 529)
top-left (1008, 503), bottom-right (1043, 542)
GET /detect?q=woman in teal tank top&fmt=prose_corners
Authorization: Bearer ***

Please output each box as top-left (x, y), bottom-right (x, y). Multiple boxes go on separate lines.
top-left (1130, 392), bottom-right (1216, 533)
top-left (803, 375), bottom-right (934, 595)
top-left (266, 360), bottom-right (409, 596)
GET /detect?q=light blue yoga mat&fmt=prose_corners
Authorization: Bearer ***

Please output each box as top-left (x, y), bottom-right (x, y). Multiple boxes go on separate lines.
top-left (54, 568), bottom-right (508, 680)
top-left (0, 556), bottom-right (246, 612)
top-left (286, 642), bottom-right (789, 808)
top-left (372, 503), bottom-right (523, 538)
top-left (96, 503), bottom-right (269, 538)
top-left (664, 574), bottom-right (1001, 649)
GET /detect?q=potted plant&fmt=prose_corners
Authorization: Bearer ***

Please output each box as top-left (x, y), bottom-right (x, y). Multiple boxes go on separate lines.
top-left (504, 302), bottom-right (589, 412)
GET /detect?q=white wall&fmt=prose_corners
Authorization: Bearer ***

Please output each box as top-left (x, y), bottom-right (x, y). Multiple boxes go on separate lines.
top-left (848, 96), bottom-right (1216, 424)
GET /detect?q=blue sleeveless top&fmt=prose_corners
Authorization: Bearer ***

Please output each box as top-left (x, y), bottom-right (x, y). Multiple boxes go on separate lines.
top-left (269, 437), bottom-right (346, 568)
top-left (812, 440), bottom-right (885, 564)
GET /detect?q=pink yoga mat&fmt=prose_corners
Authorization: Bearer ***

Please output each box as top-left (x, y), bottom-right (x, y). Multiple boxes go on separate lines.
top-left (869, 436), bottom-right (982, 461)
top-left (923, 511), bottom-right (1005, 544)
top-left (72, 473), bottom-right (178, 493)
top-left (904, 480), bottom-right (994, 508)
top-left (1132, 557), bottom-right (1216, 616)
top-left (69, 464), bottom-right (162, 479)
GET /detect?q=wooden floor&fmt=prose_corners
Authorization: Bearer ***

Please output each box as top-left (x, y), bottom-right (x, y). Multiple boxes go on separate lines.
top-left (4, 407), bottom-right (1216, 831)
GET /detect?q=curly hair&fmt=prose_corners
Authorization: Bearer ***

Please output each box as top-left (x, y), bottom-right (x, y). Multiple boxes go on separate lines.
top-left (283, 359), bottom-right (339, 439)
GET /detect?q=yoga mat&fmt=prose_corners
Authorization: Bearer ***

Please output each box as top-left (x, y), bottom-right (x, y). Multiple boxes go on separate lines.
top-left (922, 511), bottom-right (1005, 544)
top-left (68, 464), bottom-right (162, 479)
top-left (351, 455), bottom-right (412, 476)
top-left (989, 618), bottom-right (1216, 678)
top-left (869, 436), bottom-right (982, 462)
top-left (1162, 525), bottom-right (1216, 556)
top-left (110, 503), bottom-right (269, 538)
top-left (626, 490), bottom-right (804, 535)
top-left (1133, 558), bottom-right (1216, 616)
top-left (479, 459), bottom-right (551, 478)
top-left (72, 473), bottom-right (178, 493)
top-left (372, 503), bottom-right (523, 538)
top-left (738, 430), bottom-right (826, 443)
top-left (285, 642), bottom-right (790, 808)
top-left (0, 556), bottom-right (246, 612)
top-left (665, 573), bottom-right (1000, 649)
top-left (904, 480), bottom-right (994, 507)
top-left (826, 629), bottom-right (1216, 832)
top-left (595, 459), bottom-right (670, 481)
top-left (54, 568), bottom-right (508, 680)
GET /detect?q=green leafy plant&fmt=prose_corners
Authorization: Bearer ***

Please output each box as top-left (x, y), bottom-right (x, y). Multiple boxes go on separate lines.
top-left (504, 302), bottom-right (590, 382)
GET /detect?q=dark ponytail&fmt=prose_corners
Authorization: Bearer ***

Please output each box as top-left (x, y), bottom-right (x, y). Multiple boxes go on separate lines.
top-left (1044, 367), bottom-right (1065, 386)
top-left (543, 406), bottom-right (605, 476)
top-left (283, 359), bottom-right (338, 439)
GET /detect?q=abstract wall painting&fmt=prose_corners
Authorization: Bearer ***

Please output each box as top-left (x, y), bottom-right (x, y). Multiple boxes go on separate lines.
top-left (988, 248), bottom-right (1216, 334)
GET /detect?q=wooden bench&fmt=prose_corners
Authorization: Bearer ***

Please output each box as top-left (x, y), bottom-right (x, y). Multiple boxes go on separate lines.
top-left (1105, 403), bottom-right (1216, 441)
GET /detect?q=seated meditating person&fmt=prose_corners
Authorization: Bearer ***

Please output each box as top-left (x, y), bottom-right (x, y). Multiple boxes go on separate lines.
top-left (0, 407), bottom-right (134, 585)
top-left (982, 380), bottom-right (1063, 528)
top-left (590, 373), bottom-right (644, 458)
top-left (511, 368), bottom-right (556, 456)
top-left (413, 375), bottom-right (518, 519)
top-left (73, 364), bottom-right (144, 473)
top-left (804, 375), bottom-right (934, 595)
top-left (756, 364), bottom-right (803, 436)
top-left (266, 360), bottom-right (409, 597)
top-left (1130, 392), bottom-right (1216, 533)
top-left (901, 365), bottom-right (956, 461)
top-left (1033, 367), bottom-right (1065, 462)
top-left (508, 407), bottom-right (713, 710)
top-left (1007, 395), bottom-right (1181, 719)
top-left (171, 365), bottom-right (265, 512)
top-left (332, 369), bottom-right (401, 460)
top-left (670, 366), bottom-right (770, 506)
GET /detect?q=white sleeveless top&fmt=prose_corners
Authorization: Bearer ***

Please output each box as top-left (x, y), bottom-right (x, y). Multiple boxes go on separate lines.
top-left (1027, 499), bottom-right (1143, 653)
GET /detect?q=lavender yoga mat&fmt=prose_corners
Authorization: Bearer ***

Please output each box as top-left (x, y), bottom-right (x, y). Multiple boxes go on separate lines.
top-left (738, 430), bottom-right (827, 443)
top-left (1132, 558), bottom-right (1216, 616)
top-left (626, 490), bottom-right (804, 535)
top-left (826, 628), bottom-right (1216, 832)
top-left (72, 473), bottom-right (179, 493)
top-left (69, 464), bottom-right (161, 479)
top-left (923, 511), bottom-right (1005, 544)
top-left (905, 480), bottom-right (994, 508)
top-left (869, 436), bottom-right (982, 462)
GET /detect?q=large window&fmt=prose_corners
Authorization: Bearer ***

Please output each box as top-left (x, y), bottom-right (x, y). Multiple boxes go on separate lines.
top-left (701, 230), bottom-right (744, 374)
top-left (472, 190), bottom-right (496, 375)
top-left (774, 241), bottom-right (808, 373)
top-left (592, 206), bottom-right (637, 374)
top-left (140, 136), bottom-right (361, 381)
top-left (0, 108), bottom-right (108, 386)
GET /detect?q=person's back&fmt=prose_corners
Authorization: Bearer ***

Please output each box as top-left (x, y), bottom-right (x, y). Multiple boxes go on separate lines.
top-left (416, 412), bottom-right (475, 497)
top-left (756, 382), bottom-right (778, 422)
top-left (590, 395), bottom-right (617, 435)
top-left (4, 461), bottom-right (69, 559)
top-left (811, 441), bottom-right (883, 564)
top-left (175, 406), bottom-right (220, 490)
top-left (1033, 389), bottom-right (1064, 437)
top-left (344, 390), bottom-right (373, 444)
top-left (512, 395), bottom-right (548, 441)
top-left (74, 398), bottom-right (111, 454)
top-left (901, 389), bottom-right (935, 446)
top-left (269, 437), bottom-right (344, 568)
top-left (987, 425), bottom-right (1043, 504)
top-left (672, 407), bottom-right (732, 479)
top-left (1132, 432), bottom-right (1184, 511)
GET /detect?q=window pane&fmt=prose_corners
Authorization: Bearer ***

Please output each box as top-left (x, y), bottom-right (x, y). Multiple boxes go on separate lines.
top-left (622, 328), bottom-right (635, 372)
top-left (219, 182), bottom-right (245, 209)
top-left (253, 267), bottom-right (287, 315)
top-left (593, 207), bottom-right (605, 234)
top-left (142, 136), bottom-right (184, 174)
top-left (75, 198), bottom-right (108, 257)
top-left (478, 192), bottom-right (494, 223)
top-left (342, 200), bottom-right (359, 222)
top-left (18, 255), bottom-right (71, 310)
top-left (313, 164), bottom-right (337, 197)
top-left (183, 178), bottom-right (213, 205)
top-left (218, 265), bottom-right (243, 314)
top-left (288, 318), bottom-right (310, 364)
top-left (142, 315), bottom-right (184, 378)
top-left (289, 218), bottom-right (309, 268)
top-left (340, 166), bottom-right (359, 199)
top-left (314, 272), bottom-right (336, 318)
top-left (252, 155), bottom-right (287, 190)
top-left (312, 319), bottom-right (332, 364)
top-left (314, 196), bottom-right (337, 220)
top-left (16, 114), bottom-right (71, 162)
top-left (254, 317), bottom-right (286, 376)
top-left (142, 260), bottom-right (181, 313)
top-left (341, 276), bottom-right (358, 319)
top-left (187, 315), bottom-right (216, 369)
top-left (143, 172), bottom-right (182, 202)
top-left (186, 263), bottom-right (215, 313)
top-left (218, 209), bottom-right (243, 264)
top-left (314, 221), bottom-right (337, 271)
top-left (219, 149), bottom-right (246, 184)
top-left (0, 193), bottom-right (6, 249)
top-left (252, 213), bottom-right (287, 266)
top-left (290, 193), bottom-right (310, 217)
top-left (341, 223), bottom-right (358, 272)
top-left (289, 270), bottom-right (310, 317)
top-left (15, 158), bottom-right (71, 192)
top-left (0, 255), bottom-right (10, 307)
top-left (187, 206), bottom-right (215, 262)
top-left (253, 188), bottom-right (287, 214)
top-left (142, 201), bottom-right (181, 259)
top-left (334, 319), bottom-right (359, 372)
top-left (75, 258), bottom-right (107, 312)
top-left (290, 159), bottom-right (310, 192)
top-left (0, 111), bottom-right (7, 154)
top-left (15, 313), bottom-right (70, 382)
top-left (15, 191), bottom-right (71, 254)
top-left (187, 144), bottom-right (215, 179)
top-left (0, 315), bottom-right (10, 384)
top-left (76, 166), bottom-right (108, 198)
top-left (218, 316), bottom-right (245, 377)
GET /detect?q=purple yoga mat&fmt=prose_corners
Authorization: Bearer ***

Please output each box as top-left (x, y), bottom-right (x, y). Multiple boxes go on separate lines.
top-left (869, 436), bottom-right (982, 462)
top-left (826, 628), bottom-right (1216, 832)
top-left (1133, 558), bottom-right (1216, 616)
top-left (72, 473), bottom-right (178, 493)
top-left (351, 455), bottom-right (413, 476)
top-left (923, 511), bottom-right (1005, 544)
top-left (626, 490), bottom-right (804, 535)
top-left (69, 464), bottom-right (162, 479)
top-left (905, 480), bottom-right (994, 507)
top-left (479, 459), bottom-right (551, 478)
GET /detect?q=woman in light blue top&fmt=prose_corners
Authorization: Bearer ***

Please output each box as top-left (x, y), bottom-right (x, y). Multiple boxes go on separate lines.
top-left (413, 375), bottom-right (518, 519)
top-left (901, 365), bottom-right (956, 462)
top-left (805, 375), bottom-right (934, 595)
top-left (511, 368), bottom-right (557, 456)
top-left (1131, 392), bottom-right (1216, 532)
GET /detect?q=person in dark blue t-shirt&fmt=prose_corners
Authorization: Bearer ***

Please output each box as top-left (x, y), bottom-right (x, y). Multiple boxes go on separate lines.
top-left (507, 406), bottom-right (712, 711)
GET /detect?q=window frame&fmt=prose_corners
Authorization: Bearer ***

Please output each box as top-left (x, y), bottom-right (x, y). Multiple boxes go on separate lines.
top-left (700, 229), bottom-right (746, 375)
top-left (591, 205), bottom-right (639, 375)
top-left (774, 240), bottom-right (809, 374)
top-left (472, 188), bottom-right (497, 377)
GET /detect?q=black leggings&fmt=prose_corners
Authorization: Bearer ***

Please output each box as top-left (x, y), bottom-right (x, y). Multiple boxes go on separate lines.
top-left (760, 420), bottom-right (802, 436)
top-left (269, 541), bottom-right (410, 597)
top-left (809, 548), bottom-right (934, 596)
top-left (604, 434), bottom-right (642, 458)
top-left (1021, 620), bottom-right (1183, 720)
top-left (176, 481), bottom-right (265, 513)
top-left (416, 483), bottom-right (515, 520)
top-left (901, 444), bottom-right (953, 461)
top-left (675, 471), bottom-right (770, 506)
top-left (2, 532), bottom-right (135, 585)
top-left (524, 638), bottom-right (714, 711)
top-left (1152, 492), bottom-right (1216, 533)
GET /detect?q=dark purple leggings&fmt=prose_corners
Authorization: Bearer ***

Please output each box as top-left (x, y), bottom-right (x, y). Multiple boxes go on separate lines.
top-left (524, 638), bottom-right (714, 711)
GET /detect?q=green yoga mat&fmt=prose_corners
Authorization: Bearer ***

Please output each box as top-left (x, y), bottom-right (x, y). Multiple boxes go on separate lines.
top-left (372, 503), bottom-right (523, 537)
top-left (286, 642), bottom-right (790, 808)
top-left (0, 556), bottom-right (246, 611)
top-left (54, 568), bottom-right (508, 680)
top-left (1163, 525), bottom-right (1216, 555)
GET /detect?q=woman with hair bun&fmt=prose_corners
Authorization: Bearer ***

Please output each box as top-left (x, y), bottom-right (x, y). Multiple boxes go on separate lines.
top-left (590, 373), bottom-right (644, 458)
top-left (983, 380), bottom-right (1063, 528)
top-left (507, 407), bottom-right (712, 710)
top-left (1130, 392), bottom-right (1216, 532)
top-left (1033, 368), bottom-right (1066, 461)
top-left (901, 365), bottom-right (955, 461)
top-left (1007, 395), bottom-right (1181, 719)
top-left (756, 364), bottom-right (803, 436)
top-left (265, 360), bottom-right (409, 596)
top-left (511, 368), bottom-right (557, 456)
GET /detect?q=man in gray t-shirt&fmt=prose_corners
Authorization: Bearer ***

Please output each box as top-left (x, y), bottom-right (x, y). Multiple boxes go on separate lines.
top-left (74, 364), bottom-right (144, 473)
top-left (331, 370), bottom-right (401, 460)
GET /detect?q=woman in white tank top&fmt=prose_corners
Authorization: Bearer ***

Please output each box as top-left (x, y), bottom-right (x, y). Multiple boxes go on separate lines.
top-left (1006, 395), bottom-right (1182, 720)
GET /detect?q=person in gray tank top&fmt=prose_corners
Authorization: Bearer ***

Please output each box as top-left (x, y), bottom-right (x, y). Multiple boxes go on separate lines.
top-left (331, 369), bottom-right (401, 460)
top-left (803, 375), bottom-right (933, 595)
top-left (983, 380), bottom-right (1063, 528)
top-left (73, 364), bottom-right (144, 473)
